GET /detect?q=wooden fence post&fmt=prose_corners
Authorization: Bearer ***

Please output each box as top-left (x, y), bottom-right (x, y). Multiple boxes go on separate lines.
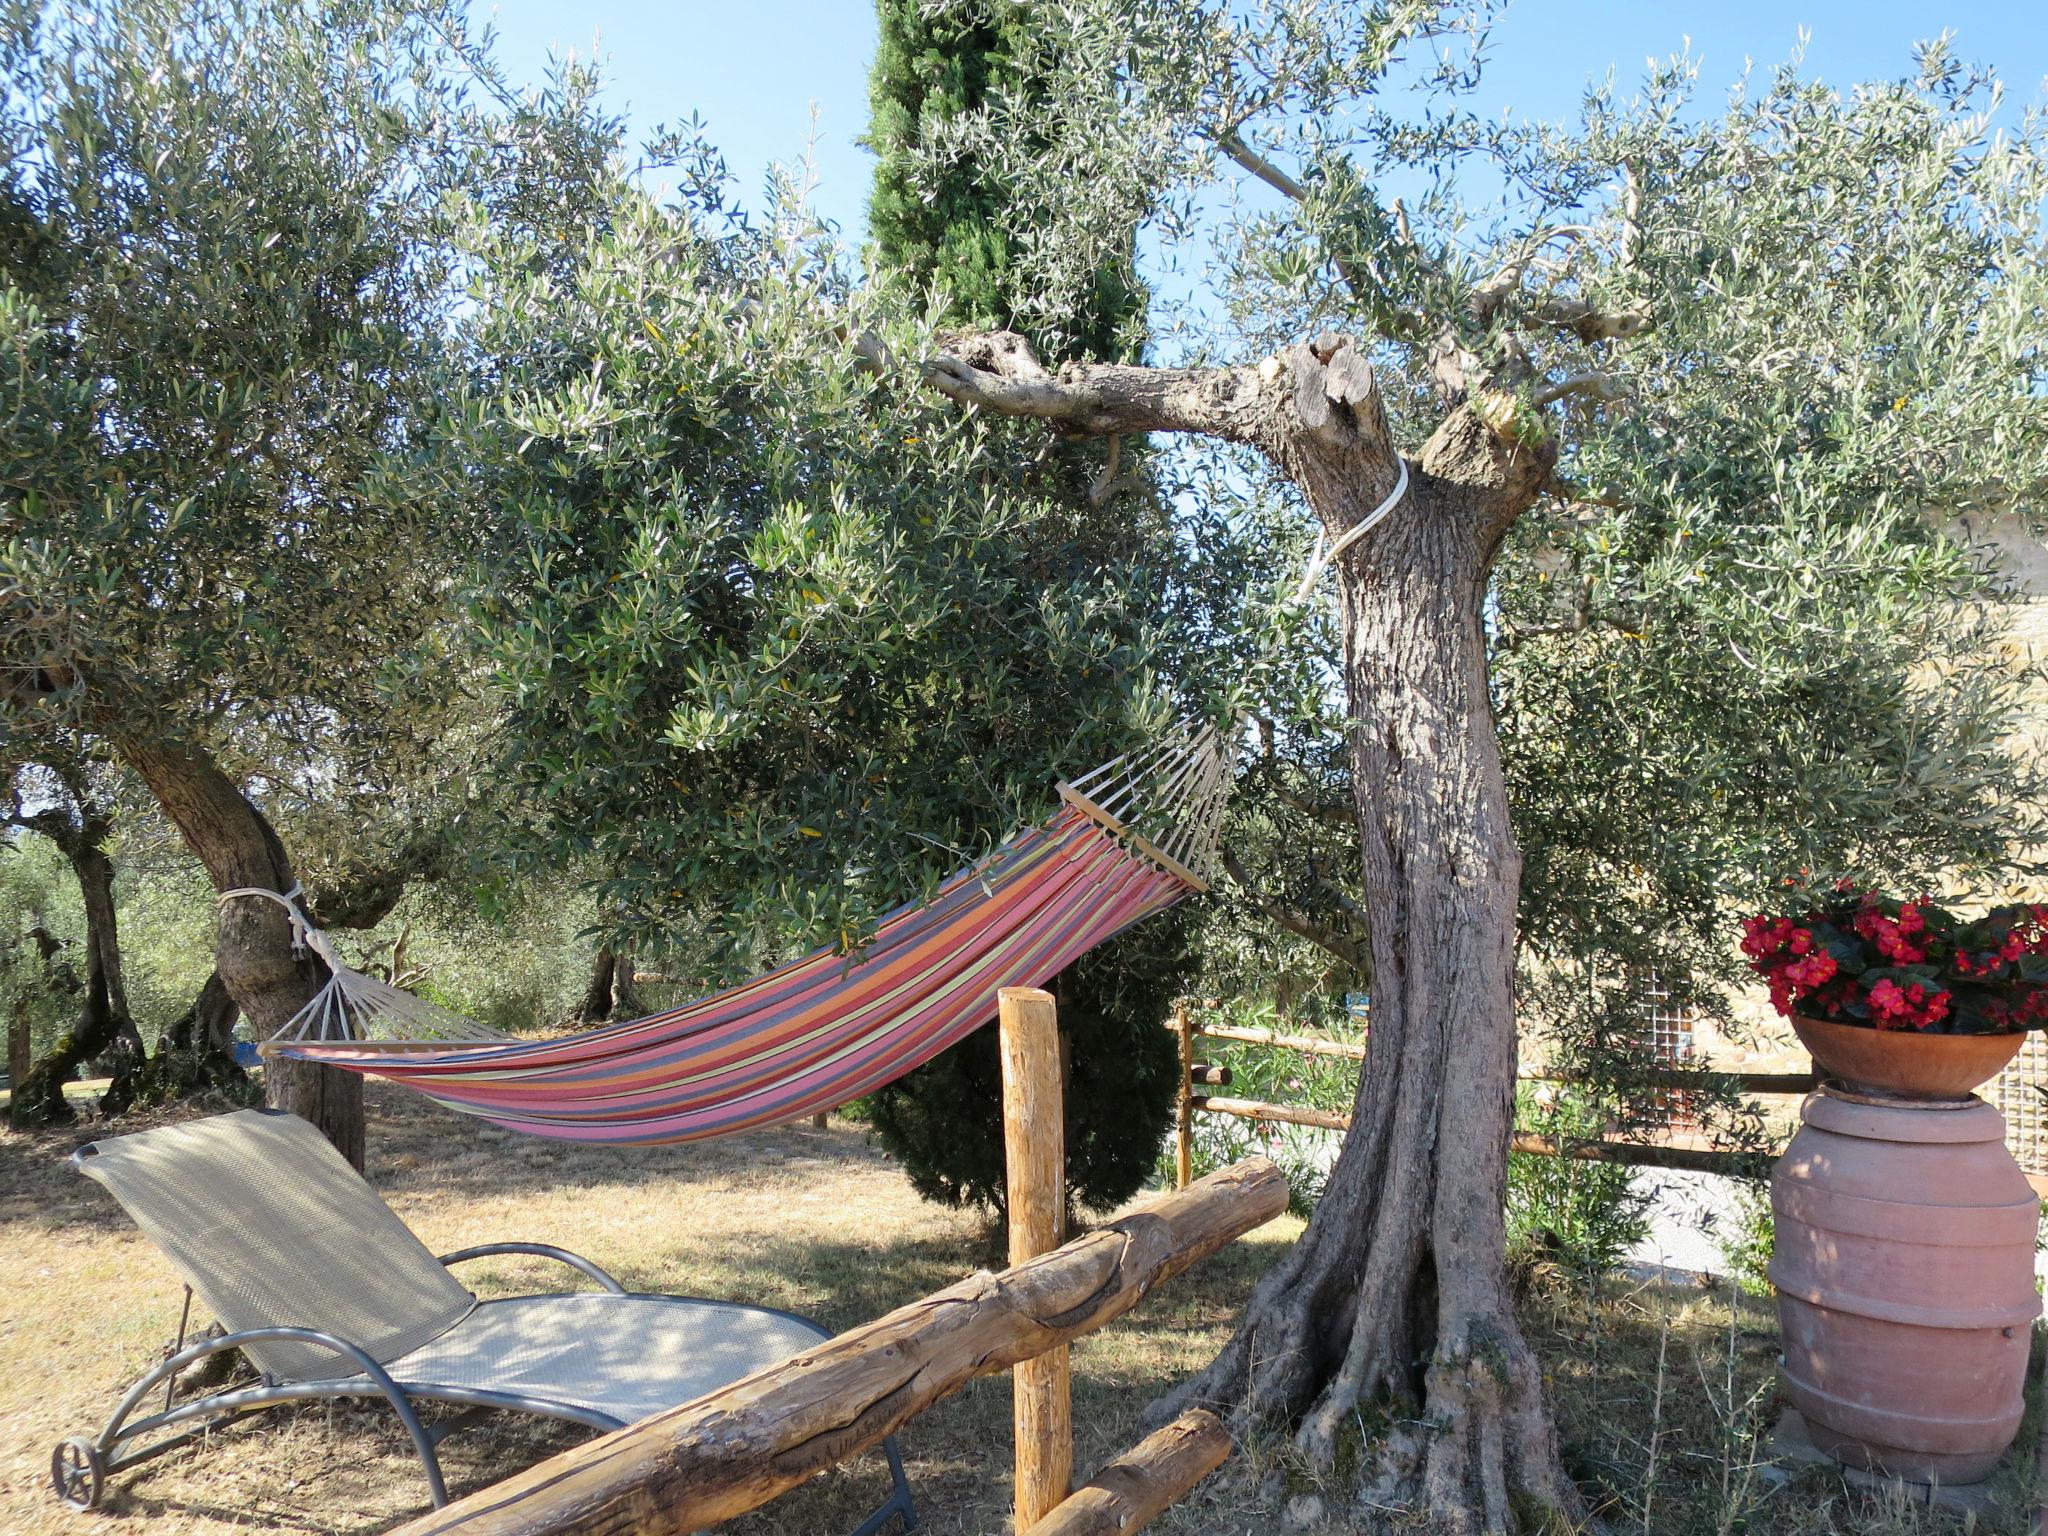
top-left (999, 986), bottom-right (1071, 1530)
top-left (1174, 1004), bottom-right (1195, 1191)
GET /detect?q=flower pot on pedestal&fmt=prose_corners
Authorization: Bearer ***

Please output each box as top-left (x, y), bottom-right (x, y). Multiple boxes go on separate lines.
top-left (1770, 1020), bottom-right (2038, 1484)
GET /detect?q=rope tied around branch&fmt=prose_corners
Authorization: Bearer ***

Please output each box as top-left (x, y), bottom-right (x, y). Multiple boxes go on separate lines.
top-left (214, 883), bottom-right (508, 1047)
top-left (218, 882), bottom-right (314, 956)
top-left (1290, 457), bottom-right (1410, 606)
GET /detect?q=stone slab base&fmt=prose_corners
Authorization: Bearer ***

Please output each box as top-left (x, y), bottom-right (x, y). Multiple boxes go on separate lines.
top-left (1765, 1409), bottom-right (2014, 1518)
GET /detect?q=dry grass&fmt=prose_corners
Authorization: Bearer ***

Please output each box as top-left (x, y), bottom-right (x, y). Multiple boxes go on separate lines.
top-left (1525, 1276), bottom-right (2041, 1536)
top-left (1, 1081), bottom-right (2037, 1534)
top-left (1, 1083), bottom-right (1295, 1536)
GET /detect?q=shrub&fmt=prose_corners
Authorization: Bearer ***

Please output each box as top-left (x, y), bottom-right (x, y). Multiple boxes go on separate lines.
top-left (865, 910), bottom-right (1192, 1218)
top-left (1507, 1086), bottom-right (1654, 1288)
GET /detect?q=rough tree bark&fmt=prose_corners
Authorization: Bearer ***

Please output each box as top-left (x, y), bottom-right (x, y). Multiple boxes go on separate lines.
top-left (925, 330), bottom-right (1578, 1529)
top-left (118, 735), bottom-right (359, 1166)
top-left (8, 798), bottom-right (145, 1128)
top-left (575, 942), bottom-right (643, 1024)
top-left (8, 922), bottom-right (67, 1079)
top-left (2, 921), bottom-right (53, 1085)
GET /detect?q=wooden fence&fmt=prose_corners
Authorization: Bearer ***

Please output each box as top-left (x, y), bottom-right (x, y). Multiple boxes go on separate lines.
top-left (391, 992), bottom-right (1288, 1536)
top-left (1169, 1006), bottom-right (1814, 1185)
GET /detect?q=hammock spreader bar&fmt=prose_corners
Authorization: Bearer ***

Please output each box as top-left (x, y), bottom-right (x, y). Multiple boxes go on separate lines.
top-left (269, 724), bottom-right (1232, 1146)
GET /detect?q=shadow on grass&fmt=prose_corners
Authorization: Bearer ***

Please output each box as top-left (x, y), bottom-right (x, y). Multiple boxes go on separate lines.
top-left (11, 1079), bottom-right (1288, 1536)
top-left (1, 1079), bottom-right (887, 1229)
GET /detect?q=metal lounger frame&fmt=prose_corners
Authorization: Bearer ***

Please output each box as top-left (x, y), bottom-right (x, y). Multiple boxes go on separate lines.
top-left (56, 1224), bottom-right (917, 1534)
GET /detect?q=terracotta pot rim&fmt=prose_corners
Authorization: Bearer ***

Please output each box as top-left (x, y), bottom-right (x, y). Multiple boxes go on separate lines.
top-left (1817, 1084), bottom-right (1981, 1110)
top-left (1790, 1011), bottom-right (2027, 1041)
top-left (1790, 1013), bottom-right (2026, 1100)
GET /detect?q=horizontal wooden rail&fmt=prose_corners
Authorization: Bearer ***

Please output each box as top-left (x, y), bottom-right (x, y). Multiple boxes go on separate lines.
top-left (1022, 1410), bottom-right (1231, 1536)
top-left (1192, 1095), bottom-right (1351, 1132)
top-left (1170, 1018), bottom-right (1816, 1096)
top-left (390, 1158), bottom-right (1289, 1536)
top-left (1187, 1063), bottom-right (1232, 1087)
top-left (1524, 1067), bottom-right (1817, 1097)
top-left (1177, 1021), bottom-right (1366, 1061)
top-left (1509, 1130), bottom-right (1770, 1176)
top-left (1191, 1095), bottom-right (1772, 1174)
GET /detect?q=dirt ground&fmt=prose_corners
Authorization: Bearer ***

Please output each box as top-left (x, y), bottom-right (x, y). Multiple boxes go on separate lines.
top-left (3, 1081), bottom-right (2038, 1535)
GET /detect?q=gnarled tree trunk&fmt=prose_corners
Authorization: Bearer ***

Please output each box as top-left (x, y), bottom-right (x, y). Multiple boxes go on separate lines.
top-left (925, 330), bottom-right (1580, 1528)
top-left (9, 804), bottom-right (144, 1128)
top-left (102, 970), bottom-right (249, 1115)
top-left (1158, 405), bottom-right (1572, 1527)
top-left (575, 942), bottom-right (643, 1024)
top-left (118, 735), bottom-right (359, 1166)
top-left (4, 920), bottom-right (61, 1092)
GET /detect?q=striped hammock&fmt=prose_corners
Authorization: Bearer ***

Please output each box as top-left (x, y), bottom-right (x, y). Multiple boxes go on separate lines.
top-left (268, 724), bottom-right (1232, 1146)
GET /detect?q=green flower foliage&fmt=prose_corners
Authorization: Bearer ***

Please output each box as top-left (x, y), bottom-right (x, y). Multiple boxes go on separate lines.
top-left (458, 190), bottom-right (1179, 973)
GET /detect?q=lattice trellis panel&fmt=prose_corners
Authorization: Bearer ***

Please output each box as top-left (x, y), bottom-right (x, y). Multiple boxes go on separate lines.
top-left (1634, 972), bottom-right (1699, 1128)
top-left (1988, 1032), bottom-right (2048, 1176)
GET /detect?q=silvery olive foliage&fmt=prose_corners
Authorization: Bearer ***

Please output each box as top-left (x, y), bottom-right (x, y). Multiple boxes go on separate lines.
top-left (0, 0), bottom-right (615, 892)
top-left (1495, 44), bottom-right (2048, 1094)
top-left (456, 184), bottom-right (1191, 972)
top-left (904, 1), bottom-right (2048, 1094)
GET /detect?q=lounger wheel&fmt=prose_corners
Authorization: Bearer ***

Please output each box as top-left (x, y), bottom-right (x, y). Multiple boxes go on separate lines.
top-left (51, 1436), bottom-right (104, 1511)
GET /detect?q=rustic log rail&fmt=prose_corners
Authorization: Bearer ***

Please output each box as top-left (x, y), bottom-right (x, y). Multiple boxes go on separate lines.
top-left (1192, 1094), bottom-right (1349, 1133)
top-left (1186, 1019), bottom-right (1368, 1062)
top-left (1020, 1410), bottom-right (1232, 1536)
top-left (389, 1158), bottom-right (1289, 1536)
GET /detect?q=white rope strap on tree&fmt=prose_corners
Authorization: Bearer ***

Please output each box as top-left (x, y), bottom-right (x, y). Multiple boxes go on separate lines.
top-left (1291, 457), bottom-right (1410, 605)
top-left (217, 884), bottom-right (509, 1047)
top-left (218, 882), bottom-right (313, 952)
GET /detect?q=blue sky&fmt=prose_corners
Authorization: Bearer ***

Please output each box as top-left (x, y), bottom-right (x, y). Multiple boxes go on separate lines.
top-left (475, 0), bottom-right (2046, 241)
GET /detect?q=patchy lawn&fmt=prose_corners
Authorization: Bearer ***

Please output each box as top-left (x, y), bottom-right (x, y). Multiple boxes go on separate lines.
top-left (1, 1083), bottom-right (2037, 1534)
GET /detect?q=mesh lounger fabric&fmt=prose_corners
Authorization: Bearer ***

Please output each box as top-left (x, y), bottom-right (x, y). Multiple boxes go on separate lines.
top-left (76, 1109), bottom-right (473, 1382)
top-left (363, 1294), bottom-right (830, 1424)
top-left (78, 1111), bottom-right (840, 1424)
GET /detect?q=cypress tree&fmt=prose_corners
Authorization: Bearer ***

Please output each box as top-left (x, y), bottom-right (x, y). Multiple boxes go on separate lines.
top-left (865, 1), bottom-right (1143, 363)
top-left (860, 0), bottom-right (1186, 1217)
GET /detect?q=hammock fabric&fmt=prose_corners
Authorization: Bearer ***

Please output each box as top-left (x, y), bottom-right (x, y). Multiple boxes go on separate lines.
top-left (274, 728), bottom-right (1230, 1146)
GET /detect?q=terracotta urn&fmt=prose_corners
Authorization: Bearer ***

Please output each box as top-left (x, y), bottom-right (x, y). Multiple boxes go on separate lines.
top-left (1790, 1012), bottom-right (2024, 1099)
top-left (1771, 1089), bottom-right (2040, 1484)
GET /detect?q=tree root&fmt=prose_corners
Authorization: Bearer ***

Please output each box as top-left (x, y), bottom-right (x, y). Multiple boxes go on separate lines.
top-left (1159, 1267), bottom-right (1582, 1534)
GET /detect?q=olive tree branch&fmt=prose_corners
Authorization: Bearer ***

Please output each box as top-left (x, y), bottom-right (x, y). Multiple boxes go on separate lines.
top-left (1222, 849), bottom-right (1367, 972)
top-left (925, 330), bottom-right (1281, 447)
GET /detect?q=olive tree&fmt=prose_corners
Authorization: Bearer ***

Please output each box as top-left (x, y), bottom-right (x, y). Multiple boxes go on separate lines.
top-left (458, 175), bottom-right (1186, 979)
top-left (0, 0), bottom-right (611, 1161)
top-left (3, 758), bottom-right (139, 1125)
top-left (895, 4), bottom-right (2048, 1523)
